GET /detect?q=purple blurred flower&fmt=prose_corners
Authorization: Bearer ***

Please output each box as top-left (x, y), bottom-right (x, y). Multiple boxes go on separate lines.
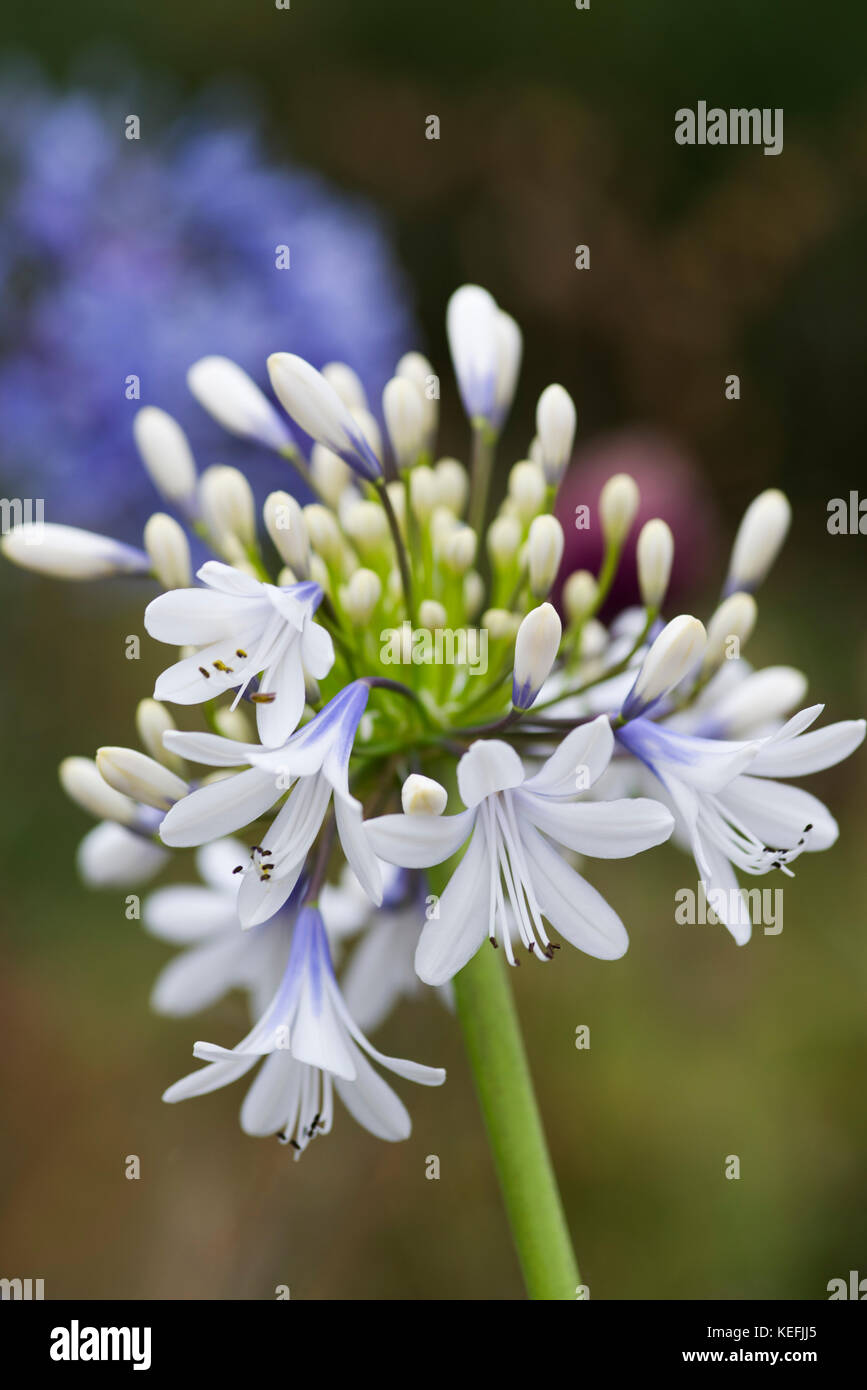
top-left (0, 68), bottom-right (416, 537)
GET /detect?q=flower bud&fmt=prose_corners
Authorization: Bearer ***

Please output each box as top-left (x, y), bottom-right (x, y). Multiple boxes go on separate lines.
top-left (310, 445), bottom-right (352, 507)
top-left (636, 518), bottom-right (674, 611)
top-left (508, 460), bottom-right (547, 521)
top-left (493, 312), bottom-right (522, 428)
top-left (447, 284), bottom-right (499, 424)
top-left (562, 569), bottom-right (598, 623)
top-left (213, 704), bottom-right (255, 742)
top-left (1, 524), bottom-right (149, 580)
top-left (97, 747), bottom-right (189, 813)
top-left (187, 356), bottom-right (292, 452)
top-left (410, 466), bottom-right (438, 520)
top-left (133, 406), bottom-right (198, 506)
top-left (701, 592), bottom-right (757, 676)
top-left (349, 407), bottom-right (383, 469)
top-left (513, 603), bottom-right (562, 709)
top-left (136, 700), bottom-right (186, 776)
top-left (463, 570), bottom-right (484, 619)
top-left (487, 514), bottom-right (522, 569)
top-left (527, 514), bottom-right (564, 597)
top-left (402, 774), bottom-right (448, 816)
top-left (321, 361), bottom-right (368, 412)
top-left (599, 473), bottom-right (640, 546)
top-left (343, 499), bottom-right (389, 552)
top-left (267, 352), bottom-right (382, 481)
top-left (199, 466), bottom-right (256, 550)
top-left (621, 615), bottom-right (706, 720)
top-left (303, 503), bottom-right (343, 564)
top-left (343, 567), bottom-right (382, 623)
top-left (440, 524), bottom-right (477, 575)
top-left (482, 608), bottom-right (521, 641)
top-left (59, 756), bottom-right (138, 825)
top-left (535, 384), bottom-right (577, 485)
top-left (144, 513), bottom-right (192, 590)
top-left (383, 376), bottom-right (426, 469)
top-left (434, 458), bottom-right (468, 514)
top-left (396, 351), bottom-right (439, 438)
top-left (725, 488), bottom-right (791, 594)
top-left (264, 491), bottom-right (310, 574)
top-left (418, 599), bottom-right (447, 629)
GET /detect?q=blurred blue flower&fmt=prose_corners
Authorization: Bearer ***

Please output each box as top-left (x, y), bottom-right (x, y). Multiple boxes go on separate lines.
top-left (0, 67), bottom-right (416, 537)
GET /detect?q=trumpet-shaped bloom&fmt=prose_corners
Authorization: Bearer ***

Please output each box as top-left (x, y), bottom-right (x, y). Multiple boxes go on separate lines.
top-left (145, 561), bottom-right (333, 746)
top-left (616, 705), bottom-right (865, 943)
top-left (159, 681), bottom-right (382, 923)
top-left (365, 716), bottom-right (675, 985)
top-left (163, 905), bottom-right (445, 1156)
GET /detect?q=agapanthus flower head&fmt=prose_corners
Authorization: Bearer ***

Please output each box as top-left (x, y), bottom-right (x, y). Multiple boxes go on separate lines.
top-left (7, 277), bottom-right (863, 1179)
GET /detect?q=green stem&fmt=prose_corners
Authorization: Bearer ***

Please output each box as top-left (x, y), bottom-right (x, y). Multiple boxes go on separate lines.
top-left (451, 941), bottom-right (581, 1299)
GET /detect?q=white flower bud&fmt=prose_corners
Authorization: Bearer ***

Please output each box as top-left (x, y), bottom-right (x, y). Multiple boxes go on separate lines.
top-left (493, 312), bottom-right (522, 428)
top-left (726, 488), bottom-right (791, 594)
top-left (1, 524), bottom-right (149, 580)
top-left (482, 608), bottom-right (521, 641)
top-left (349, 407), bottom-right (383, 468)
top-left (463, 570), bottom-right (484, 619)
top-left (343, 567), bottom-right (382, 623)
top-left (396, 351), bottom-right (439, 438)
top-left (59, 756), bottom-right (138, 825)
top-left (310, 444), bottom-right (352, 507)
top-left (303, 503), bottom-right (343, 563)
top-left (264, 491), bottom-right (310, 574)
top-left (402, 773), bottom-right (448, 816)
top-left (512, 602), bottom-right (562, 710)
top-left (135, 700), bottom-right (186, 775)
top-left (599, 473), bottom-right (640, 546)
top-left (199, 466), bottom-right (256, 550)
top-left (386, 481), bottom-right (407, 532)
top-left (536, 384), bottom-right (577, 485)
top-left (581, 618), bottom-right (608, 660)
top-left (309, 553), bottom-right (331, 594)
top-left (434, 457), bottom-right (468, 514)
top-left (487, 514), bottom-right (522, 568)
top-left (418, 599), bottom-right (447, 629)
top-left (508, 460), bottom-right (547, 521)
top-left (96, 747), bottom-right (189, 812)
top-left (447, 284), bottom-right (499, 424)
top-left (187, 356), bottom-right (291, 452)
top-left (440, 524), bottom-right (477, 575)
top-left (343, 499), bottom-right (389, 551)
top-left (636, 518), bottom-right (674, 611)
top-left (133, 406), bottom-right (198, 506)
top-left (527, 514), bottom-right (564, 597)
top-left (563, 569), bottom-right (599, 623)
top-left (143, 513), bottom-right (192, 590)
top-left (266, 352), bottom-right (382, 481)
top-left (213, 704), bottom-right (255, 742)
top-left (701, 592), bottom-right (757, 675)
top-left (622, 615), bottom-right (706, 720)
top-left (383, 376), bottom-right (426, 469)
top-left (321, 361), bottom-right (368, 412)
top-left (410, 465), bottom-right (438, 520)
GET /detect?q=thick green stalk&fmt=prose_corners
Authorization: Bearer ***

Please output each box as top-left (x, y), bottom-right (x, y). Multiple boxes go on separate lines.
top-left (451, 943), bottom-right (580, 1299)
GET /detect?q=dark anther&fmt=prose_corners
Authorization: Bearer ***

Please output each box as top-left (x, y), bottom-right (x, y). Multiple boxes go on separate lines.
top-left (236, 648), bottom-right (248, 659)
top-left (198, 666), bottom-right (210, 678)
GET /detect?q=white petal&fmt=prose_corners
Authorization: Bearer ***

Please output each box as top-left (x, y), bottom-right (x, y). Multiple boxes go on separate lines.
top-left (334, 1046), bottom-right (412, 1141)
top-left (163, 1053), bottom-right (258, 1103)
top-left (716, 776), bottom-right (839, 852)
top-left (145, 586), bottom-right (261, 646)
top-left (159, 768), bottom-right (277, 847)
top-left (457, 739), bottom-right (525, 806)
top-left (522, 716), bottom-right (614, 797)
top-left (240, 1050), bottom-right (302, 1136)
top-left (520, 823), bottom-right (629, 959)
top-left (76, 822), bottom-right (168, 887)
top-left (414, 827), bottom-right (490, 985)
top-left (256, 645), bottom-right (306, 747)
top-left (334, 793), bottom-right (383, 904)
top-left (143, 885), bottom-right (237, 942)
top-left (364, 808), bottom-right (476, 868)
top-left (151, 937), bottom-right (245, 1016)
top-left (750, 718), bottom-right (865, 779)
top-left (517, 791), bottom-right (674, 857)
top-left (163, 729), bottom-right (261, 767)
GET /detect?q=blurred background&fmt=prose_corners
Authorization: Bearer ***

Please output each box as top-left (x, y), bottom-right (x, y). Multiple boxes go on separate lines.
top-left (1, 0), bottom-right (865, 1300)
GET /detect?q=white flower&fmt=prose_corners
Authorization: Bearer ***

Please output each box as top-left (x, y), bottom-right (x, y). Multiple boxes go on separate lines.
top-left (266, 352), bottom-right (383, 481)
top-left (1, 524), bottom-right (150, 580)
top-left (365, 716), bottom-right (675, 984)
top-left (616, 706), bottom-right (865, 943)
top-left (159, 681), bottom-right (382, 923)
top-left (162, 904), bottom-right (445, 1156)
top-left (144, 561), bottom-right (334, 746)
top-left (187, 356), bottom-right (294, 453)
